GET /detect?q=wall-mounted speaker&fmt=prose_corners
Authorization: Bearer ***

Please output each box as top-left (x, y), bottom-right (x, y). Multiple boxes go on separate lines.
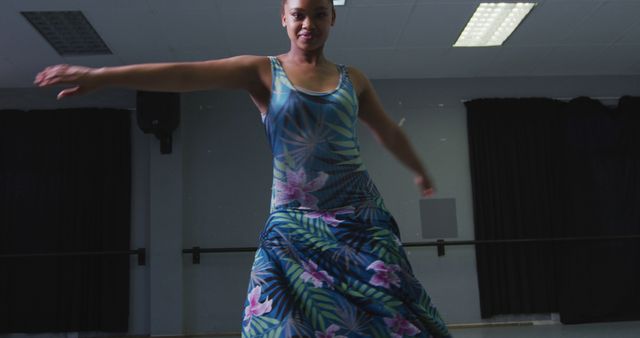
top-left (136, 91), bottom-right (180, 154)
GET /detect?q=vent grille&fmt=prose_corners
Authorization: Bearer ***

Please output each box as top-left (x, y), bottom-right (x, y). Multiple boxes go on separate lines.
top-left (21, 11), bottom-right (112, 56)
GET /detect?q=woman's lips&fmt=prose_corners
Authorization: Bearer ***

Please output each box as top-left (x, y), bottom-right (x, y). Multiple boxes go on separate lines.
top-left (299, 32), bottom-right (314, 41)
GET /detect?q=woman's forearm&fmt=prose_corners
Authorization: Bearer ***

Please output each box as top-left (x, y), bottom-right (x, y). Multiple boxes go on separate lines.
top-left (95, 62), bottom-right (197, 92)
top-left (378, 125), bottom-right (428, 177)
top-left (378, 125), bottom-right (435, 195)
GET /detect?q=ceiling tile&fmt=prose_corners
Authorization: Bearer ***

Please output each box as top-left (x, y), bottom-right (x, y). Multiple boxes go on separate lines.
top-left (149, 0), bottom-right (218, 11)
top-left (397, 3), bottom-right (478, 48)
top-left (562, 0), bottom-right (640, 44)
top-left (590, 44), bottom-right (640, 75)
top-left (349, 0), bottom-right (415, 6)
top-left (531, 45), bottom-right (610, 76)
top-left (507, 0), bottom-right (603, 46)
top-left (216, 6), bottom-right (288, 55)
top-left (384, 47), bottom-right (450, 78)
top-left (413, 0), bottom-right (484, 3)
top-left (0, 6), bottom-right (62, 66)
top-left (476, 46), bottom-right (555, 77)
top-left (150, 7), bottom-right (229, 58)
top-left (618, 20), bottom-right (640, 44)
top-left (437, 47), bottom-right (503, 78)
top-left (11, 0), bottom-right (149, 11)
top-left (343, 4), bottom-right (414, 49)
top-left (10, 0), bottom-right (82, 11)
top-left (217, 0), bottom-right (280, 10)
top-left (86, 8), bottom-right (173, 63)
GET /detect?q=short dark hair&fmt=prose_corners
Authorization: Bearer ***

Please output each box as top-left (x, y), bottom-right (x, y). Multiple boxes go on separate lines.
top-left (281, 0), bottom-right (335, 11)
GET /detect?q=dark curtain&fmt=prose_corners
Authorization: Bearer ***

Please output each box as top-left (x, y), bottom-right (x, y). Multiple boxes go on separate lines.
top-left (557, 97), bottom-right (640, 323)
top-left (0, 109), bottom-right (131, 333)
top-left (467, 98), bottom-right (566, 318)
top-left (467, 96), bottom-right (640, 324)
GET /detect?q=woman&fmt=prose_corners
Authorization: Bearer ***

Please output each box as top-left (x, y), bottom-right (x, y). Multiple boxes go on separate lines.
top-left (35, 0), bottom-right (452, 336)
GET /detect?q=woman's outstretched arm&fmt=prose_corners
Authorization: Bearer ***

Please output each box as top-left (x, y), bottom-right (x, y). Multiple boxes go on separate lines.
top-left (34, 55), bottom-right (269, 100)
top-left (351, 67), bottom-right (435, 197)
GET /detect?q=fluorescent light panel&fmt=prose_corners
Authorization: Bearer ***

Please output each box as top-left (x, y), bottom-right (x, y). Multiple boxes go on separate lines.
top-left (454, 2), bottom-right (536, 47)
top-left (334, 0), bottom-right (346, 6)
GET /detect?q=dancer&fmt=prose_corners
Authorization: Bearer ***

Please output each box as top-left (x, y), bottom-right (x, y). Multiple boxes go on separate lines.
top-left (35, 0), bottom-right (451, 336)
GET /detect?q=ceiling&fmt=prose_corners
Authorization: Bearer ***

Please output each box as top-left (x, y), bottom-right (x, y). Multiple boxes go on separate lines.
top-left (1, 0), bottom-right (640, 89)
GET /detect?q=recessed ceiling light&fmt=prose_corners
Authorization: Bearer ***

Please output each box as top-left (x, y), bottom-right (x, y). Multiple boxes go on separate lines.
top-left (334, 0), bottom-right (346, 6)
top-left (454, 2), bottom-right (536, 47)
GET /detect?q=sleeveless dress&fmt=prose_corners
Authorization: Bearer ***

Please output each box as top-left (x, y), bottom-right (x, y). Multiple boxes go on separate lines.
top-left (241, 56), bottom-right (452, 338)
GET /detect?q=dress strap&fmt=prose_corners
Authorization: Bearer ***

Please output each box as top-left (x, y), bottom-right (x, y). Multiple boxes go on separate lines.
top-left (269, 56), bottom-right (296, 91)
top-left (338, 64), bottom-right (353, 86)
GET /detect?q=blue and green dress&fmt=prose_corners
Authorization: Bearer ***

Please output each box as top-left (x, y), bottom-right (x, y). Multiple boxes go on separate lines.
top-left (241, 56), bottom-right (452, 338)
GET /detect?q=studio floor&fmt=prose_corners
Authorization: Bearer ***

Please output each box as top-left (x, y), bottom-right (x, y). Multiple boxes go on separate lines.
top-left (449, 320), bottom-right (640, 338)
top-left (200, 320), bottom-right (640, 338)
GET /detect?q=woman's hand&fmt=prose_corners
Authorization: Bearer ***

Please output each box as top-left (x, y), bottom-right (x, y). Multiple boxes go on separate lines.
top-left (34, 64), bottom-right (101, 100)
top-left (415, 173), bottom-right (435, 197)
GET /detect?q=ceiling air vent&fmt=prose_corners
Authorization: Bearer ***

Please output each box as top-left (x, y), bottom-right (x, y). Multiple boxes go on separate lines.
top-left (21, 11), bottom-right (112, 56)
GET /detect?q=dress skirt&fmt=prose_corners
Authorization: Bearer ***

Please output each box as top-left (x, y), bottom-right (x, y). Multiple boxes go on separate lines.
top-left (241, 208), bottom-right (452, 338)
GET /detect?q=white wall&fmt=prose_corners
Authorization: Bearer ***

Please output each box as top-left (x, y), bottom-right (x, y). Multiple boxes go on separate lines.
top-left (1, 74), bottom-right (639, 336)
top-left (179, 74), bottom-right (640, 333)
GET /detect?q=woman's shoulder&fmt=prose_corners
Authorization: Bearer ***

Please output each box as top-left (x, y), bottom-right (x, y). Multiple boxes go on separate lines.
top-left (232, 55), bottom-right (272, 86)
top-left (207, 55), bottom-right (271, 80)
top-left (344, 65), bottom-right (369, 97)
top-left (220, 55), bottom-right (272, 71)
top-left (232, 55), bottom-right (272, 68)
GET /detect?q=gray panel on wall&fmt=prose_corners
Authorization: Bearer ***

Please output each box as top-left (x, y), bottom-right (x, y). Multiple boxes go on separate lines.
top-left (420, 198), bottom-right (458, 239)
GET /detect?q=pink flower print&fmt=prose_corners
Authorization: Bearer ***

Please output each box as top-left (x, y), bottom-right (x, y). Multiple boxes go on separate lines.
top-left (384, 313), bottom-right (421, 338)
top-left (307, 206), bottom-right (355, 226)
top-left (243, 285), bottom-right (273, 321)
top-left (274, 168), bottom-right (328, 209)
top-left (315, 324), bottom-right (347, 338)
top-left (367, 260), bottom-right (402, 289)
top-left (301, 259), bottom-right (334, 288)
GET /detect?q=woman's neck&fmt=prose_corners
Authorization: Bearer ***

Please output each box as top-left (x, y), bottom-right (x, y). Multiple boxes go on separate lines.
top-left (283, 47), bottom-right (328, 67)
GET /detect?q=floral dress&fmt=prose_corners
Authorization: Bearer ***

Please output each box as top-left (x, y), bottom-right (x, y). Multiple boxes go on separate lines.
top-left (241, 56), bottom-right (452, 338)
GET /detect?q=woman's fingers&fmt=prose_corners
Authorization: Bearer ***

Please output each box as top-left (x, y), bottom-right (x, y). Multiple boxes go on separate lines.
top-left (34, 64), bottom-right (79, 86)
top-left (422, 187), bottom-right (435, 197)
top-left (57, 86), bottom-right (81, 100)
top-left (46, 65), bottom-right (71, 84)
top-left (415, 174), bottom-right (436, 197)
top-left (34, 65), bottom-right (96, 99)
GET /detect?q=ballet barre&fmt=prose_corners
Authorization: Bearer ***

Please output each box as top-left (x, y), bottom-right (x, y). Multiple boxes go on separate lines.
top-left (0, 248), bottom-right (147, 266)
top-left (183, 234), bottom-right (640, 263)
top-left (404, 235), bottom-right (640, 257)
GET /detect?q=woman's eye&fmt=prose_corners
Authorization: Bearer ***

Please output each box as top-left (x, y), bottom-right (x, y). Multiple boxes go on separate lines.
top-left (291, 13), bottom-right (304, 20)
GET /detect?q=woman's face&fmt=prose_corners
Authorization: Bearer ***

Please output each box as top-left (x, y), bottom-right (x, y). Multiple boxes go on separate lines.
top-left (281, 0), bottom-right (336, 52)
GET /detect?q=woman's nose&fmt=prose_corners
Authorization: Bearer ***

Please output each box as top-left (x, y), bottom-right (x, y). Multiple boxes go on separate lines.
top-left (303, 17), bottom-right (315, 29)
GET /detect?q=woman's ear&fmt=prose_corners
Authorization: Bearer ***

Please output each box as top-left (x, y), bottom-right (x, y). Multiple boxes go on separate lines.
top-left (331, 7), bottom-right (336, 26)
